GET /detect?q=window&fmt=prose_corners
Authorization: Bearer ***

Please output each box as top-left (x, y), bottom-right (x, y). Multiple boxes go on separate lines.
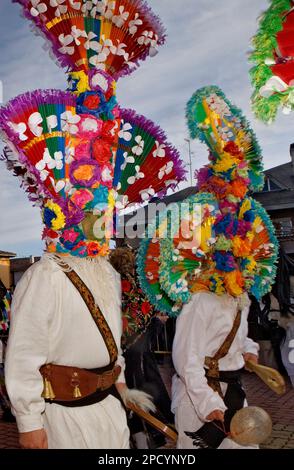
top-left (262, 177), bottom-right (283, 192)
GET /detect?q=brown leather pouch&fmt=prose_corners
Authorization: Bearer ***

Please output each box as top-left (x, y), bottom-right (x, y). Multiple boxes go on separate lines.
top-left (40, 364), bottom-right (121, 402)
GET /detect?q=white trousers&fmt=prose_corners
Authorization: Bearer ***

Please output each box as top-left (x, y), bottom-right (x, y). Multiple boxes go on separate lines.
top-left (43, 395), bottom-right (130, 449)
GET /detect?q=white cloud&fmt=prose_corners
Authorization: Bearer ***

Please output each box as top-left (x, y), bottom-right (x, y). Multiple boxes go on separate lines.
top-left (0, 0), bottom-right (292, 256)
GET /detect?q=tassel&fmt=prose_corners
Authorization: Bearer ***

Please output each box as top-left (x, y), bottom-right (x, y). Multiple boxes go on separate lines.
top-left (73, 385), bottom-right (82, 398)
top-left (42, 378), bottom-right (56, 400)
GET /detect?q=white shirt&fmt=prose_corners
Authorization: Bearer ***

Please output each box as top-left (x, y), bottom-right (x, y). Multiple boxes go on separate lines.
top-left (172, 291), bottom-right (259, 422)
top-left (5, 254), bottom-right (125, 433)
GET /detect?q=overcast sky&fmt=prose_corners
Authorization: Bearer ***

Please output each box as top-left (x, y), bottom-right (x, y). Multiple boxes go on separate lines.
top-left (0, 0), bottom-right (293, 257)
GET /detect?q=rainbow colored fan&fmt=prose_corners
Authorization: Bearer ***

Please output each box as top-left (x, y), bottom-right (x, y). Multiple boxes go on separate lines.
top-left (15, 0), bottom-right (165, 79)
top-left (137, 87), bottom-right (279, 316)
top-left (0, 88), bottom-right (185, 257)
top-left (250, 0), bottom-right (294, 122)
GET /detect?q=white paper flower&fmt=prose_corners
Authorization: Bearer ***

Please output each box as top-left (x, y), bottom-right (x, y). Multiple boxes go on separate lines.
top-left (121, 152), bottom-right (135, 171)
top-left (9, 122), bottom-right (28, 141)
top-left (60, 111), bottom-right (81, 134)
top-left (50, 0), bottom-right (67, 17)
top-left (30, 0), bottom-right (47, 17)
top-left (91, 72), bottom-right (109, 91)
top-left (65, 146), bottom-right (75, 164)
top-left (158, 161), bottom-right (174, 180)
top-left (140, 187), bottom-right (155, 202)
top-left (112, 6), bottom-right (129, 28)
top-left (69, 0), bottom-right (81, 10)
top-left (127, 165), bottom-right (144, 185)
top-left (36, 149), bottom-right (51, 180)
top-left (89, 40), bottom-right (112, 68)
top-left (28, 112), bottom-right (43, 137)
top-left (207, 94), bottom-right (231, 117)
top-left (153, 141), bottom-right (166, 158)
top-left (58, 34), bottom-right (75, 55)
top-left (70, 25), bottom-right (87, 46)
top-left (101, 166), bottom-right (113, 183)
top-left (51, 151), bottom-right (64, 170)
top-left (50, 177), bottom-right (65, 193)
top-left (129, 13), bottom-right (143, 35)
top-left (115, 194), bottom-right (129, 210)
top-left (93, 0), bottom-right (115, 19)
top-left (37, 148), bottom-right (64, 172)
top-left (82, 0), bottom-right (101, 17)
top-left (46, 115), bottom-right (58, 133)
top-left (84, 31), bottom-right (98, 51)
top-left (119, 122), bottom-right (133, 141)
top-left (81, 117), bottom-right (100, 133)
top-left (65, 179), bottom-right (75, 195)
top-left (132, 136), bottom-right (144, 156)
top-left (111, 42), bottom-right (128, 58)
top-left (137, 30), bottom-right (158, 51)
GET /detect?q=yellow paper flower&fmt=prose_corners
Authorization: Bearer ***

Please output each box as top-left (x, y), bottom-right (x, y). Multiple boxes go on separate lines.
top-left (239, 199), bottom-right (251, 219)
top-left (224, 271), bottom-right (244, 297)
top-left (232, 236), bottom-right (251, 257)
top-left (214, 152), bottom-right (238, 173)
top-left (69, 71), bottom-right (90, 95)
top-left (44, 201), bottom-right (66, 231)
top-left (245, 256), bottom-right (257, 273)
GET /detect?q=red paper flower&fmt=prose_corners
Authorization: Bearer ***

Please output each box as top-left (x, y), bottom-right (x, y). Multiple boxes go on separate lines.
top-left (122, 280), bottom-right (132, 293)
top-left (87, 241), bottom-right (101, 256)
top-left (224, 141), bottom-right (242, 157)
top-left (141, 302), bottom-right (152, 315)
top-left (92, 138), bottom-right (113, 165)
top-left (42, 227), bottom-right (59, 240)
top-left (83, 95), bottom-right (101, 110)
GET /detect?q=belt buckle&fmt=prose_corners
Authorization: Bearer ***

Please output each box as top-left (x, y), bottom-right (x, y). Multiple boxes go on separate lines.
top-left (100, 369), bottom-right (113, 391)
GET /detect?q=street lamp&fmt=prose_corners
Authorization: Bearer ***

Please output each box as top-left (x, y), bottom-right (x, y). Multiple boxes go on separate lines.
top-left (184, 138), bottom-right (193, 187)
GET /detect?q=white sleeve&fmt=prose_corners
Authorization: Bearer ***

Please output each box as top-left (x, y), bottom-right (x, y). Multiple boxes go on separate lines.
top-left (5, 263), bottom-right (55, 433)
top-left (172, 294), bottom-right (227, 422)
top-left (243, 337), bottom-right (260, 356)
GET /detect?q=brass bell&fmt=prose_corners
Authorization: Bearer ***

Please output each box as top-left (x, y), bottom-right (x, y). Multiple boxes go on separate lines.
top-left (42, 378), bottom-right (56, 400)
top-left (73, 385), bottom-right (82, 399)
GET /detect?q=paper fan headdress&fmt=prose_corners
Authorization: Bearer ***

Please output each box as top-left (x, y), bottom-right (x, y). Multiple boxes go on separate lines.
top-left (137, 86), bottom-right (279, 316)
top-left (250, 0), bottom-right (294, 122)
top-left (0, 0), bottom-right (186, 258)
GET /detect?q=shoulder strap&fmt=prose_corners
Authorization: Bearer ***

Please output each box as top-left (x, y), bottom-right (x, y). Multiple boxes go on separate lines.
top-left (213, 309), bottom-right (241, 361)
top-left (64, 267), bottom-right (118, 365)
top-left (205, 309), bottom-right (241, 379)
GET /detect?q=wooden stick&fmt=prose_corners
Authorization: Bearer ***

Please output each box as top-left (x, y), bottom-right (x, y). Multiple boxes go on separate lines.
top-left (245, 360), bottom-right (286, 395)
top-left (127, 403), bottom-right (178, 442)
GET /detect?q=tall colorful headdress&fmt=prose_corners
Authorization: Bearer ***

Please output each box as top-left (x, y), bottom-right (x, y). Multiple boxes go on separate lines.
top-left (0, 0), bottom-right (186, 258)
top-left (137, 87), bottom-right (279, 316)
top-left (250, 0), bottom-right (294, 122)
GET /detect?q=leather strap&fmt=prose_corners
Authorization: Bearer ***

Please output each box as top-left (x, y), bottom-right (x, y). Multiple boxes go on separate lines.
top-left (64, 267), bottom-right (118, 365)
top-left (40, 363), bottom-right (121, 402)
top-left (205, 310), bottom-right (241, 397)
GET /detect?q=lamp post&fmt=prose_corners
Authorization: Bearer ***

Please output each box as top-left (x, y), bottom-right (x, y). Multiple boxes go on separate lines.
top-left (185, 138), bottom-right (193, 186)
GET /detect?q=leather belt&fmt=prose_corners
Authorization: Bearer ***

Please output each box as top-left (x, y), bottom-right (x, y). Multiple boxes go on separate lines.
top-left (40, 363), bottom-right (121, 402)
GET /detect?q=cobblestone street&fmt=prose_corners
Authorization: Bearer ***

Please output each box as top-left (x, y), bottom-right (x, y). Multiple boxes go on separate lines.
top-left (0, 371), bottom-right (293, 449)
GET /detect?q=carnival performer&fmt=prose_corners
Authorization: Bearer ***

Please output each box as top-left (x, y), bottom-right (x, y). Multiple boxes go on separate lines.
top-left (137, 86), bottom-right (279, 448)
top-left (0, 0), bottom-right (186, 449)
top-left (172, 291), bottom-right (259, 449)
